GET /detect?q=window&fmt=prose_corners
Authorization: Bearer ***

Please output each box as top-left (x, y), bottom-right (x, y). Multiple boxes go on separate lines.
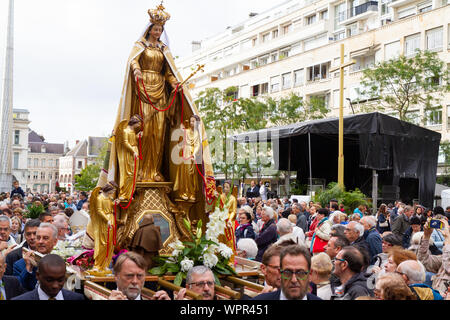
top-left (13, 152), bottom-right (19, 169)
top-left (33, 171), bottom-right (38, 180)
top-left (48, 159), bottom-right (53, 167)
top-left (272, 29), bottom-right (279, 39)
top-left (270, 52), bottom-right (278, 63)
top-left (307, 62), bottom-right (330, 81)
top-left (280, 47), bottom-right (291, 59)
top-left (41, 172), bottom-right (45, 180)
top-left (306, 14), bottom-right (317, 25)
top-left (426, 27), bottom-right (443, 51)
top-left (426, 108), bottom-right (442, 126)
top-left (404, 33), bottom-right (421, 56)
top-left (398, 6), bottom-right (416, 19)
top-left (261, 83), bottom-right (269, 95)
top-left (348, 23), bottom-right (358, 37)
top-left (34, 158), bottom-right (39, 167)
top-left (56, 159), bottom-right (59, 166)
top-left (14, 130), bottom-right (20, 145)
top-left (309, 94), bottom-right (330, 110)
top-left (320, 10), bottom-right (328, 20)
top-left (418, 1), bottom-right (432, 12)
top-left (251, 59), bottom-right (258, 69)
top-left (334, 31), bottom-right (345, 41)
top-left (282, 73), bottom-right (292, 89)
top-left (78, 161), bottom-right (83, 169)
top-left (259, 55), bottom-right (269, 66)
top-left (28, 158), bottom-right (31, 167)
top-left (381, 0), bottom-right (393, 15)
top-left (48, 173), bottom-right (52, 180)
top-left (447, 106), bottom-right (450, 128)
top-left (262, 33), bottom-right (270, 43)
top-left (334, 2), bottom-right (346, 29)
top-left (270, 76), bottom-right (280, 93)
top-left (384, 41), bottom-right (401, 60)
top-left (294, 69), bottom-right (305, 86)
top-left (282, 24), bottom-right (292, 35)
top-left (41, 159), bottom-right (46, 167)
top-left (252, 38), bottom-right (257, 47)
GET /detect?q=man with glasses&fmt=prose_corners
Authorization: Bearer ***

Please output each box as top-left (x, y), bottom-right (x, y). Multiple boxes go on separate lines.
top-left (253, 244), bottom-right (321, 300)
top-left (331, 246), bottom-right (373, 300)
top-left (181, 265), bottom-right (216, 300)
top-left (109, 251), bottom-right (170, 300)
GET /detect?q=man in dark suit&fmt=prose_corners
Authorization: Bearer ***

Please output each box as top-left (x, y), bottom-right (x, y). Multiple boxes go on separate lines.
top-left (246, 180), bottom-right (260, 199)
top-left (12, 254), bottom-right (84, 300)
top-left (252, 244), bottom-right (321, 300)
top-left (5, 219), bottom-right (40, 276)
top-left (1, 252), bottom-right (25, 299)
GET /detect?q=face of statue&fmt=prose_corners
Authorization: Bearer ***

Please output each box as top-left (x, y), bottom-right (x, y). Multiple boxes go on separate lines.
top-left (223, 183), bottom-right (230, 195)
top-left (149, 24), bottom-right (163, 41)
top-left (189, 117), bottom-right (196, 129)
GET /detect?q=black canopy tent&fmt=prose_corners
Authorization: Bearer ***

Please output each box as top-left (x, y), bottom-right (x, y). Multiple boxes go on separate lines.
top-left (231, 112), bottom-right (441, 208)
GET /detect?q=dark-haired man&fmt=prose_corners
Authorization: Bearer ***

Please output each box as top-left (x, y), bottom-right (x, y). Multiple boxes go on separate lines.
top-left (252, 244), bottom-right (321, 300)
top-left (5, 219), bottom-right (40, 276)
top-left (12, 254), bottom-right (84, 300)
top-left (76, 192), bottom-right (88, 211)
top-left (331, 246), bottom-right (373, 300)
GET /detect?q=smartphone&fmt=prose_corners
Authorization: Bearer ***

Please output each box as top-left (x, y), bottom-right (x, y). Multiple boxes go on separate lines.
top-left (429, 219), bottom-right (444, 230)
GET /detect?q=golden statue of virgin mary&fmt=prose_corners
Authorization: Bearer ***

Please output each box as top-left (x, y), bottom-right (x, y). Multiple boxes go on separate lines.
top-left (97, 3), bottom-right (217, 247)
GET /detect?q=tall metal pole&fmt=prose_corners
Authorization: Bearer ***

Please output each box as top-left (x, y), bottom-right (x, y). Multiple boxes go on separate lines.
top-left (0, 0), bottom-right (14, 192)
top-left (338, 43), bottom-right (345, 189)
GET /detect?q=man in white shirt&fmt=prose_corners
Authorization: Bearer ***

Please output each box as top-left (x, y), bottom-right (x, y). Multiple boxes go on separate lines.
top-left (0, 216), bottom-right (16, 256)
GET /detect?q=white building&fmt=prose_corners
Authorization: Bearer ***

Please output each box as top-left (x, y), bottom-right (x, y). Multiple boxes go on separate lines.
top-left (11, 109), bottom-right (30, 189)
top-left (27, 130), bottom-right (64, 193)
top-left (178, 0), bottom-right (449, 166)
top-left (59, 137), bottom-right (107, 192)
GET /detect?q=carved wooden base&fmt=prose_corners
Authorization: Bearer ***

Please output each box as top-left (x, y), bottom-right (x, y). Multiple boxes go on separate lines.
top-left (115, 182), bottom-right (200, 255)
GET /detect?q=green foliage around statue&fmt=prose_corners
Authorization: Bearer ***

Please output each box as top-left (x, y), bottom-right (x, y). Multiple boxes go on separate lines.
top-left (314, 182), bottom-right (370, 213)
top-left (150, 219), bottom-right (237, 286)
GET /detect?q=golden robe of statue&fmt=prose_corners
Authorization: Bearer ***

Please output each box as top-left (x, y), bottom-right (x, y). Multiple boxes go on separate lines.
top-left (90, 187), bottom-right (116, 271)
top-left (130, 41), bottom-right (178, 182)
top-left (173, 117), bottom-right (200, 201)
top-left (115, 118), bottom-right (141, 201)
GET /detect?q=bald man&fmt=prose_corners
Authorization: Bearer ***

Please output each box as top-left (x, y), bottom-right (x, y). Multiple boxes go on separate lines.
top-left (12, 254), bottom-right (84, 300)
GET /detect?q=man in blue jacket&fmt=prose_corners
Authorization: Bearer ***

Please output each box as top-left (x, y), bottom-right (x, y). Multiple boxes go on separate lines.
top-left (76, 191), bottom-right (88, 211)
top-left (360, 216), bottom-right (382, 263)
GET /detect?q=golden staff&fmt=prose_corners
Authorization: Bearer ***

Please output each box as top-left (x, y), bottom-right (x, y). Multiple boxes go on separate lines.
top-left (179, 64), bottom-right (205, 88)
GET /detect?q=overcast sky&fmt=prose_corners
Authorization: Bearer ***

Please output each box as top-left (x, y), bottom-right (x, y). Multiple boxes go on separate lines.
top-left (0, 0), bottom-right (282, 148)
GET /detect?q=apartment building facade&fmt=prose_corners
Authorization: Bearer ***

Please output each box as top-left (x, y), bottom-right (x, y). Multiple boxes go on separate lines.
top-left (178, 0), bottom-right (450, 173)
top-left (11, 109), bottom-right (30, 189)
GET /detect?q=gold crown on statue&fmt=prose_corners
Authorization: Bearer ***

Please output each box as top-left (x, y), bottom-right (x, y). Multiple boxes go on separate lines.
top-left (148, 2), bottom-right (171, 26)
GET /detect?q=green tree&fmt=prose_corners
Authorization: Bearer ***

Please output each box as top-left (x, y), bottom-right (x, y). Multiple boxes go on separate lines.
top-left (74, 164), bottom-right (101, 192)
top-left (437, 140), bottom-right (450, 186)
top-left (74, 138), bottom-right (109, 192)
top-left (358, 50), bottom-right (450, 122)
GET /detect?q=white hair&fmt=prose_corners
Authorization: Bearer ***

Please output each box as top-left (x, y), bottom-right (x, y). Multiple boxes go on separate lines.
top-left (237, 238), bottom-right (258, 259)
top-left (350, 221), bottom-right (365, 237)
top-left (0, 215), bottom-right (11, 227)
top-left (411, 231), bottom-right (434, 246)
top-left (262, 206), bottom-right (274, 219)
top-left (398, 260), bottom-right (426, 284)
top-left (186, 265), bottom-right (213, 284)
top-left (276, 218), bottom-right (293, 235)
top-left (361, 216), bottom-right (377, 228)
top-left (38, 222), bottom-right (58, 239)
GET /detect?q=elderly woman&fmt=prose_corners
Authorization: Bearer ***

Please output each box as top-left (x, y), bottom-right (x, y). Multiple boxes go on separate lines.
top-left (235, 205), bottom-right (256, 242)
top-left (374, 272), bottom-right (416, 300)
top-left (255, 206), bottom-right (278, 262)
top-left (10, 216), bottom-right (22, 244)
top-left (310, 208), bottom-right (332, 255)
top-left (310, 252), bottom-right (333, 300)
top-left (384, 246), bottom-right (417, 273)
top-left (236, 238), bottom-right (258, 260)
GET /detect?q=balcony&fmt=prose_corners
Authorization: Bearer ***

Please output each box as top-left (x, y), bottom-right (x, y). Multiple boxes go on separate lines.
top-left (340, 1), bottom-right (379, 25)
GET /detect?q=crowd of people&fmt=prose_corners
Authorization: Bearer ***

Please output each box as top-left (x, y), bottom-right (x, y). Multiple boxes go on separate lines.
top-left (0, 179), bottom-right (449, 301)
top-left (233, 181), bottom-right (450, 300)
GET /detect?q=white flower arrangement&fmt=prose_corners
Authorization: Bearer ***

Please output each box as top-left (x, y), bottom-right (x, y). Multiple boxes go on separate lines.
top-left (180, 257), bottom-right (194, 272)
